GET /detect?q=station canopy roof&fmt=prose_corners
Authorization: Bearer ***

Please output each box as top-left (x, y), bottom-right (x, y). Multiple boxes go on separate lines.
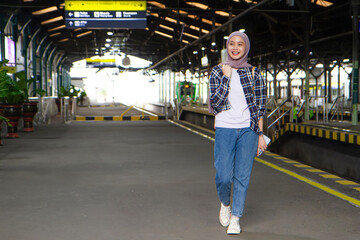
top-left (0, 0), bottom-right (354, 71)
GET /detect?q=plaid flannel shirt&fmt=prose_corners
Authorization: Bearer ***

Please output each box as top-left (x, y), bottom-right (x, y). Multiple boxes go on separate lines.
top-left (209, 65), bottom-right (267, 134)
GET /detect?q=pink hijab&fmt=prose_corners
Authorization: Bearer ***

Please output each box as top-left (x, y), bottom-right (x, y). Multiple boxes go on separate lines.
top-left (223, 31), bottom-right (252, 68)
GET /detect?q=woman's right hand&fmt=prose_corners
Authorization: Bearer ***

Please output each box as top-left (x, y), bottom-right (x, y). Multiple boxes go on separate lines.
top-left (221, 64), bottom-right (232, 78)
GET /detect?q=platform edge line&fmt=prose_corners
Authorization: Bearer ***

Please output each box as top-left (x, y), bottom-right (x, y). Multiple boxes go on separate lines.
top-left (255, 158), bottom-right (360, 208)
top-left (168, 120), bottom-right (360, 208)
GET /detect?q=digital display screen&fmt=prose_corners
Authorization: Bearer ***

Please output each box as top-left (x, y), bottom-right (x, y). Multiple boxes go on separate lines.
top-left (65, 0), bottom-right (147, 29)
top-left (86, 58), bottom-right (116, 68)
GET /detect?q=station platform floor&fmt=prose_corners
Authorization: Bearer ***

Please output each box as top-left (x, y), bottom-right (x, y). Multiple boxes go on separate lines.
top-left (0, 107), bottom-right (359, 240)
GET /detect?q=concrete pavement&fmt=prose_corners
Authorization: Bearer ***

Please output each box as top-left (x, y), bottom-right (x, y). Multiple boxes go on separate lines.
top-left (0, 121), bottom-right (359, 240)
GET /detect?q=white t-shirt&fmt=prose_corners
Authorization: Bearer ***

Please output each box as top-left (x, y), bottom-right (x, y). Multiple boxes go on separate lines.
top-left (215, 68), bottom-right (251, 128)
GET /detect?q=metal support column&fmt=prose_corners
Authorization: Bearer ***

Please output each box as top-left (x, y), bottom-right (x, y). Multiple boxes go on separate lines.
top-left (287, 53), bottom-right (291, 98)
top-left (352, 0), bottom-right (359, 125)
top-left (20, 18), bottom-right (31, 77)
top-left (30, 28), bottom-right (41, 93)
top-left (304, 0), bottom-right (311, 121)
top-left (36, 36), bottom-right (48, 93)
top-left (272, 48), bottom-right (278, 99)
top-left (41, 42), bottom-right (52, 96)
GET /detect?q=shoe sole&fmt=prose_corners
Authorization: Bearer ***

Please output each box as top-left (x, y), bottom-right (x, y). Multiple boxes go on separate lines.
top-left (227, 229), bottom-right (241, 234)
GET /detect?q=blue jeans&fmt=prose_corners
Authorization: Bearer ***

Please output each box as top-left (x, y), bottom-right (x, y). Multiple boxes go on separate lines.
top-left (214, 127), bottom-right (258, 217)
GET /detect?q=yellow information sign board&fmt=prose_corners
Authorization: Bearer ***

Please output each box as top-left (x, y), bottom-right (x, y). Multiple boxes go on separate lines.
top-left (0, 66), bottom-right (16, 74)
top-left (65, 0), bottom-right (146, 11)
top-left (86, 58), bottom-right (115, 63)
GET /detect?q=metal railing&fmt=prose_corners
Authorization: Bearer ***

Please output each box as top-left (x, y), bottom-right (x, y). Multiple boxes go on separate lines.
top-left (266, 94), bottom-right (347, 138)
top-left (309, 95), bottom-right (345, 122)
top-left (310, 96), bottom-right (327, 122)
top-left (266, 96), bottom-right (292, 135)
top-left (327, 95), bottom-right (344, 121)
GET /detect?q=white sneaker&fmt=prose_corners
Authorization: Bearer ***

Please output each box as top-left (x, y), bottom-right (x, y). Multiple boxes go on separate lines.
top-left (227, 216), bottom-right (241, 234)
top-left (219, 203), bottom-right (231, 227)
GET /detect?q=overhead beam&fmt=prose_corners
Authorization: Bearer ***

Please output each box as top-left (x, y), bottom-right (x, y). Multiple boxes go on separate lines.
top-left (146, 0), bottom-right (275, 70)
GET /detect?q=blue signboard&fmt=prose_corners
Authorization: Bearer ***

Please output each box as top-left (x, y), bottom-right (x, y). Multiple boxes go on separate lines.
top-left (65, 0), bottom-right (147, 29)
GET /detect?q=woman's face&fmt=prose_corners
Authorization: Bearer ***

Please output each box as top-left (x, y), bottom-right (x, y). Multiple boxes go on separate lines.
top-left (227, 35), bottom-right (246, 60)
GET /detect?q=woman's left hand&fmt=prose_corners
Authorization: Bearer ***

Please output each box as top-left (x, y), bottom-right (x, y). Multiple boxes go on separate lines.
top-left (257, 135), bottom-right (267, 156)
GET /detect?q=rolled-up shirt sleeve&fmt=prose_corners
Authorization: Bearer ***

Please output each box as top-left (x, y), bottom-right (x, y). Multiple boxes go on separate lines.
top-left (253, 69), bottom-right (267, 118)
top-left (209, 65), bottom-right (231, 114)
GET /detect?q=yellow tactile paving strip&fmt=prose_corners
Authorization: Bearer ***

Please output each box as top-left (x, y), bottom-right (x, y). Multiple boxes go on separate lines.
top-left (262, 152), bottom-right (360, 193)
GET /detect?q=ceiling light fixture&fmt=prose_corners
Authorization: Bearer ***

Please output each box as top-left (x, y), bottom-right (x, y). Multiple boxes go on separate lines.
top-left (154, 30), bottom-right (172, 39)
top-left (150, 12), bottom-right (159, 17)
top-left (164, 17), bottom-right (184, 24)
top-left (172, 9), bottom-right (197, 19)
top-left (148, 1), bottom-right (166, 8)
top-left (76, 31), bottom-right (92, 38)
top-left (186, 2), bottom-right (208, 10)
top-left (41, 16), bottom-right (63, 25)
top-left (159, 24), bottom-right (174, 31)
top-left (177, 10), bottom-right (188, 15)
top-left (311, 0), bottom-right (333, 7)
top-left (32, 6), bottom-right (58, 15)
top-left (49, 32), bottom-right (61, 37)
top-left (202, 18), bottom-right (221, 27)
top-left (215, 11), bottom-right (230, 17)
top-left (183, 32), bottom-right (199, 39)
top-left (107, 32), bottom-right (113, 35)
top-left (58, 38), bottom-right (69, 43)
top-left (48, 25), bottom-right (65, 32)
top-left (189, 25), bottom-right (209, 34)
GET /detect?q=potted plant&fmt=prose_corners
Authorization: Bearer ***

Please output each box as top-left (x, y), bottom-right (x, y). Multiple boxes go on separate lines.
top-left (14, 70), bottom-right (46, 132)
top-left (0, 109), bottom-right (10, 145)
top-left (78, 90), bottom-right (87, 106)
top-left (57, 85), bottom-right (79, 113)
top-left (56, 86), bottom-right (69, 112)
top-left (0, 59), bottom-right (24, 138)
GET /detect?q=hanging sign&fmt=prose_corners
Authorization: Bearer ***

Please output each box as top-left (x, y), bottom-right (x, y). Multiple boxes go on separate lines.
top-left (65, 0), bottom-right (147, 29)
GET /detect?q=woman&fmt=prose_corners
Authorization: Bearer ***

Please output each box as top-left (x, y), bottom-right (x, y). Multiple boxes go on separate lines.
top-left (209, 31), bottom-right (267, 234)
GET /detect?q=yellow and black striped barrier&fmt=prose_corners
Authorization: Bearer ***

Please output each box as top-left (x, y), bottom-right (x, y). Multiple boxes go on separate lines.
top-left (272, 123), bottom-right (360, 146)
top-left (315, 110), bottom-right (352, 118)
top-left (74, 115), bottom-right (166, 121)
